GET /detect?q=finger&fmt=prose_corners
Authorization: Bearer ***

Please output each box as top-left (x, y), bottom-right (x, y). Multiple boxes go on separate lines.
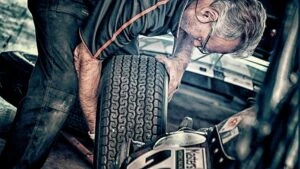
top-left (73, 53), bottom-right (81, 77)
top-left (168, 72), bottom-right (177, 87)
top-left (74, 61), bottom-right (80, 77)
top-left (155, 55), bottom-right (167, 64)
top-left (168, 90), bottom-right (175, 102)
top-left (74, 45), bottom-right (79, 57)
top-left (75, 64), bottom-right (80, 75)
top-left (168, 94), bottom-right (172, 102)
top-left (168, 85), bottom-right (177, 97)
top-left (168, 84), bottom-right (179, 102)
top-left (168, 74), bottom-right (180, 95)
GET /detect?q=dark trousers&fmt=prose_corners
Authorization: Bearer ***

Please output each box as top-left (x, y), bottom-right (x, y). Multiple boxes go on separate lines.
top-left (0, 0), bottom-right (90, 168)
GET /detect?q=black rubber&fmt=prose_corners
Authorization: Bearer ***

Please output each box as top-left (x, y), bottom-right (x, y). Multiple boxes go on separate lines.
top-left (95, 55), bottom-right (168, 169)
top-left (0, 51), bottom-right (35, 107)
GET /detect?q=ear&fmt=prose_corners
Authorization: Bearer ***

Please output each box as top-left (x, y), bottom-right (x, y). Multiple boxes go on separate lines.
top-left (197, 7), bottom-right (219, 23)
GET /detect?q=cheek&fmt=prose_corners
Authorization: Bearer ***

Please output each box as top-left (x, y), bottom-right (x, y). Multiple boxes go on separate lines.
top-left (181, 8), bottom-right (206, 39)
top-left (189, 23), bottom-right (203, 39)
top-left (182, 18), bottom-right (202, 38)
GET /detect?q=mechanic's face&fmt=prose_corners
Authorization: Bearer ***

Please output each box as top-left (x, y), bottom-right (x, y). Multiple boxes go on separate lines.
top-left (181, 0), bottom-right (240, 54)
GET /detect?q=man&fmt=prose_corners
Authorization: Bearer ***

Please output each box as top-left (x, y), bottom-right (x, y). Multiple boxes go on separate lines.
top-left (0, 0), bottom-right (266, 168)
top-left (74, 0), bottom-right (266, 139)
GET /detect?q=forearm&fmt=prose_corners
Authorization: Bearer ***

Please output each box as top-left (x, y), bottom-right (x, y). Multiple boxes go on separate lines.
top-left (78, 56), bottom-right (102, 134)
top-left (156, 29), bottom-right (195, 101)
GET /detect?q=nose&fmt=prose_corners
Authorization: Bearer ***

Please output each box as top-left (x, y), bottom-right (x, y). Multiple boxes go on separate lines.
top-left (193, 38), bottom-right (202, 47)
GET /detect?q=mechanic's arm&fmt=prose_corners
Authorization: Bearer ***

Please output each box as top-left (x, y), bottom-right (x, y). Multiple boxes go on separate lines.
top-left (74, 43), bottom-right (101, 136)
top-left (156, 28), bottom-right (194, 101)
top-left (74, 0), bottom-right (172, 137)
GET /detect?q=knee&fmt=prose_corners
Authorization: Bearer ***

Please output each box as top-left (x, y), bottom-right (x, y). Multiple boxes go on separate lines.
top-left (44, 87), bottom-right (76, 113)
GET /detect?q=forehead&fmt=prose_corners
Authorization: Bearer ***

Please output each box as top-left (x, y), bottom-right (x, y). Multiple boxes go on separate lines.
top-left (207, 35), bottom-right (241, 54)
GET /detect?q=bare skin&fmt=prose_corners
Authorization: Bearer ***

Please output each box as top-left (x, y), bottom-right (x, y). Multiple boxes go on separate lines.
top-left (74, 43), bottom-right (102, 135)
top-left (157, 0), bottom-right (241, 101)
top-left (74, 29), bottom-right (195, 137)
top-left (74, 0), bottom-right (241, 138)
top-left (180, 0), bottom-right (240, 53)
top-left (156, 28), bottom-right (195, 101)
top-left (73, 30), bottom-right (195, 137)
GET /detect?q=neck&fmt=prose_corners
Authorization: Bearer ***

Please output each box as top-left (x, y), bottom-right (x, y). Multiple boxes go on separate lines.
top-left (173, 28), bottom-right (194, 68)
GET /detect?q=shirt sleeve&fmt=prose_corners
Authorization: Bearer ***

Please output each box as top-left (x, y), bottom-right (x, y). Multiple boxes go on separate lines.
top-left (79, 0), bottom-right (172, 60)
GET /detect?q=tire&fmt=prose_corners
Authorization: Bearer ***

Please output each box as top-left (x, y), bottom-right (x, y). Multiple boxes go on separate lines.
top-left (95, 55), bottom-right (168, 168)
top-left (0, 51), bottom-right (35, 107)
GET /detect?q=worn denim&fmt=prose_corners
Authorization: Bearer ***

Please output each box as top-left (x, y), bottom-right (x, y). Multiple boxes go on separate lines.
top-left (0, 0), bottom-right (90, 168)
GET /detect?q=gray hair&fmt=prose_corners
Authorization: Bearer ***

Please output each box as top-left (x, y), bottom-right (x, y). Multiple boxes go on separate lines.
top-left (210, 0), bottom-right (267, 56)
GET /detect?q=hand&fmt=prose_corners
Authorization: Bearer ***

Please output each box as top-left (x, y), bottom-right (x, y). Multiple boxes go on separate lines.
top-left (156, 55), bottom-right (188, 102)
